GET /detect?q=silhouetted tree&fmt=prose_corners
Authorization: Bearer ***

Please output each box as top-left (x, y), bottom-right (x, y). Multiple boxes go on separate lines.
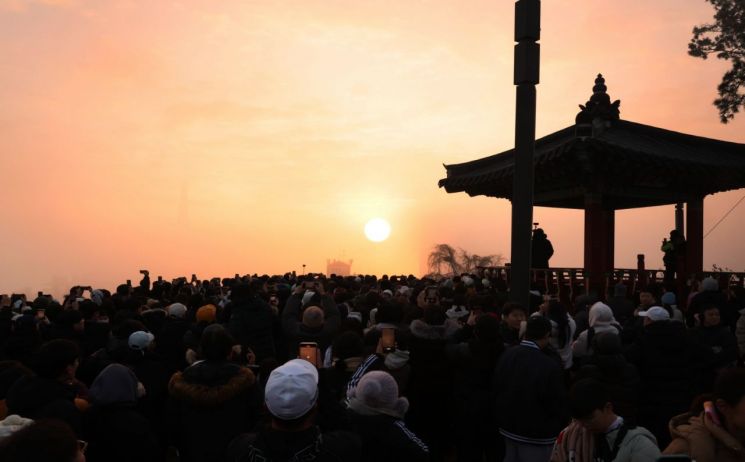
top-left (427, 244), bottom-right (504, 277)
top-left (689, 0), bottom-right (745, 123)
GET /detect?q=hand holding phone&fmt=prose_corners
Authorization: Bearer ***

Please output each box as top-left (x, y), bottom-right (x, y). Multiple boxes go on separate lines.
top-left (299, 342), bottom-right (321, 368)
top-left (704, 400), bottom-right (722, 426)
top-left (381, 328), bottom-right (396, 353)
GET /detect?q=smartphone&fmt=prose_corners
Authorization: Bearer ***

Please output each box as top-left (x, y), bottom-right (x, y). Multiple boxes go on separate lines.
top-left (126, 279), bottom-right (132, 286)
top-left (157, 275), bottom-right (163, 282)
top-left (704, 400), bottom-right (722, 426)
top-left (299, 342), bottom-right (321, 368)
top-left (36, 309), bottom-right (45, 319)
top-left (381, 327), bottom-right (396, 353)
top-left (37, 291), bottom-right (43, 297)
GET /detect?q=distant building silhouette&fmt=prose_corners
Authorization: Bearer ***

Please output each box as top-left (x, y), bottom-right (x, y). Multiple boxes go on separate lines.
top-left (327, 259), bottom-right (353, 276)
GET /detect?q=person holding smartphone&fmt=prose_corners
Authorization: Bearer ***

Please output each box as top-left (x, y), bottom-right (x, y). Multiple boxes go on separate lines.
top-left (282, 279), bottom-right (341, 356)
top-left (664, 368), bottom-right (745, 461)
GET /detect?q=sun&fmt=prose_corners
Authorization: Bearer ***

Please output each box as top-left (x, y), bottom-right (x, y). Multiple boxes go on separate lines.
top-left (364, 218), bottom-right (391, 242)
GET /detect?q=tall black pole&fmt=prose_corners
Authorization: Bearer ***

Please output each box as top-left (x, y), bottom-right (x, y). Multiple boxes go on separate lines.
top-left (510, 0), bottom-right (540, 306)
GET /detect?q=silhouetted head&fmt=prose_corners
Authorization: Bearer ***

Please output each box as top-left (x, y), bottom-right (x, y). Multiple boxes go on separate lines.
top-left (200, 324), bottom-right (235, 361)
top-left (302, 306), bottom-right (325, 329)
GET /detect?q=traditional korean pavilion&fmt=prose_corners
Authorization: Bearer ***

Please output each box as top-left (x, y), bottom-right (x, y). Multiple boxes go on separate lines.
top-left (438, 74), bottom-right (745, 291)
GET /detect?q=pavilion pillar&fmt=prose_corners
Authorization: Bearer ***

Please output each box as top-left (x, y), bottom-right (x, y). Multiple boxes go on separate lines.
top-left (686, 197), bottom-right (704, 275)
top-left (584, 193), bottom-right (615, 298)
top-left (675, 203), bottom-right (684, 235)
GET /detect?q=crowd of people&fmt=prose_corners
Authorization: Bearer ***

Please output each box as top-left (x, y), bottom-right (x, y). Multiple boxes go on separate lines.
top-left (1, 269), bottom-right (745, 462)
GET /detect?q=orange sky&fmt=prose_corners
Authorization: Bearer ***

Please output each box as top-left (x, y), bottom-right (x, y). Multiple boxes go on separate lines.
top-left (1, 0), bottom-right (744, 297)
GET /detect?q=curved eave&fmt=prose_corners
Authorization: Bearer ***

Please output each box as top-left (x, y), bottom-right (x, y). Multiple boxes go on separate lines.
top-left (438, 119), bottom-right (745, 206)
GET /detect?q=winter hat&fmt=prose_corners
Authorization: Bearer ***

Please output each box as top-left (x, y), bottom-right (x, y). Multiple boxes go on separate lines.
top-left (167, 303), bottom-right (187, 319)
top-left (701, 277), bottom-right (719, 292)
top-left (0, 415), bottom-right (33, 441)
top-left (347, 371), bottom-right (409, 419)
top-left (264, 359), bottom-right (319, 420)
top-left (301, 290), bottom-right (316, 307)
top-left (638, 306), bottom-right (670, 322)
top-left (89, 364), bottom-right (140, 405)
top-left (446, 305), bottom-right (469, 319)
top-left (90, 289), bottom-right (104, 307)
top-left (382, 289), bottom-right (393, 298)
top-left (462, 276), bottom-right (474, 287)
top-left (481, 278), bottom-right (491, 288)
top-left (661, 292), bottom-right (677, 306)
top-left (588, 302), bottom-right (616, 327)
top-left (128, 331), bottom-right (155, 351)
top-left (346, 311), bottom-right (362, 323)
top-left (196, 304), bottom-right (217, 323)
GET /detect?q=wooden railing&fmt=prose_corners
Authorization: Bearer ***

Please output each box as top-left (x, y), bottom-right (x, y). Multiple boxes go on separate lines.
top-left (476, 261), bottom-right (745, 309)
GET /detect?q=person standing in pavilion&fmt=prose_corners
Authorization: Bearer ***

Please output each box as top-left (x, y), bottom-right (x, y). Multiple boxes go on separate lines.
top-left (531, 228), bottom-right (554, 269)
top-left (661, 230), bottom-right (686, 285)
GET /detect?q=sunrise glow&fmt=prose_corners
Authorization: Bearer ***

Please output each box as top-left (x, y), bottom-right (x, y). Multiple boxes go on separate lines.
top-left (0, 0), bottom-right (744, 296)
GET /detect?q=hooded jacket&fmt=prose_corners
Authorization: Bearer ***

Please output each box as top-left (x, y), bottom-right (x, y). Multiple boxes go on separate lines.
top-left (551, 419), bottom-right (660, 462)
top-left (573, 304), bottom-right (622, 359)
top-left (167, 360), bottom-right (259, 462)
top-left (84, 364), bottom-right (158, 462)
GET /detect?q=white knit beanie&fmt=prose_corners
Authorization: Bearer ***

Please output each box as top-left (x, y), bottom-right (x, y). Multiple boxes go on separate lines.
top-left (348, 371), bottom-right (409, 418)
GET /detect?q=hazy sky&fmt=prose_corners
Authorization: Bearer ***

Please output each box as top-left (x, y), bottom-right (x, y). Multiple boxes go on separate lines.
top-left (1, 0), bottom-right (744, 296)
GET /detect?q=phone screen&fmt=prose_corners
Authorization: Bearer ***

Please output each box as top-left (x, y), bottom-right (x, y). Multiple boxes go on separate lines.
top-left (299, 343), bottom-right (320, 367)
top-left (381, 328), bottom-right (396, 353)
top-left (36, 310), bottom-right (45, 319)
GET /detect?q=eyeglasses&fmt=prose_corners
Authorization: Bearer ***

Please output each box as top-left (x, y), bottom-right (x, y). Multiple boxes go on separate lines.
top-left (77, 440), bottom-right (88, 454)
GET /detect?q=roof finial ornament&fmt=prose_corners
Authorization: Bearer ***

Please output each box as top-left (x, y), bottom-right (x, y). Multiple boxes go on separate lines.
top-left (575, 73), bottom-right (621, 128)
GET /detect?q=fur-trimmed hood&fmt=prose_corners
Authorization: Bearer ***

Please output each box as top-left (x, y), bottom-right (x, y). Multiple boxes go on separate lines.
top-left (409, 319), bottom-right (460, 341)
top-left (168, 361), bottom-right (255, 408)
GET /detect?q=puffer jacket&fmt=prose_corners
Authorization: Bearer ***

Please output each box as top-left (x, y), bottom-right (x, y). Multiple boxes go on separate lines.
top-left (167, 360), bottom-right (260, 462)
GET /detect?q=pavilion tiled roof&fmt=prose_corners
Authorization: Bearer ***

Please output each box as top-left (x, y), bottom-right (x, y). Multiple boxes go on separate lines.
top-left (439, 117), bottom-right (745, 210)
